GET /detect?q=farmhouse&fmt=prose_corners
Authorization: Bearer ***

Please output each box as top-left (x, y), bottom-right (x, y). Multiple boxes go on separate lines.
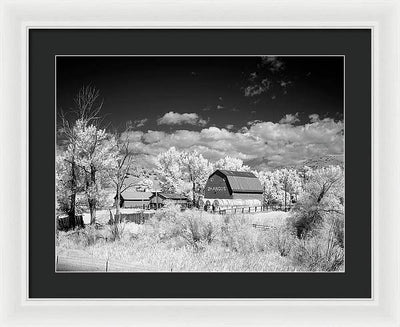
top-left (202, 170), bottom-right (263, 212)
top-left (149, 193), bottom-right (189, 209)
top-left (117, 190), bottom-right (153, 209)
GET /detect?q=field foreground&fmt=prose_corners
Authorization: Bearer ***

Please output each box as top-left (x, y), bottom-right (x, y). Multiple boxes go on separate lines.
top-left (57, 208), bottom-right (344, 272)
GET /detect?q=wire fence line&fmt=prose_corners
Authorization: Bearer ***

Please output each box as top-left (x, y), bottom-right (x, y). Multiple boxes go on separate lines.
top-left (56, 255), bottom-right (156, 272)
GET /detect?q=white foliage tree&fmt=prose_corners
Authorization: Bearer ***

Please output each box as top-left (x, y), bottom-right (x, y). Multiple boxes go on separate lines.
top-left (181, 150), bottom-right (213, 205)
top-left (156, 147), bottom-right (188, 194)
top-left (74, 119), bottom-right (118, 224)
top-left (156, 147), bottom-right (213, 204)
top-left (274, 168), bottom-right (302, 211)
top-left (214, 156), bottom-right (250, 172)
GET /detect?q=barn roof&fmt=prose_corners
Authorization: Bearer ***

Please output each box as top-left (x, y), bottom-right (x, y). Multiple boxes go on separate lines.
top-left (120, 191), bottom-right (153, 200)
top-left (215, 170), bottom-right (263, 193)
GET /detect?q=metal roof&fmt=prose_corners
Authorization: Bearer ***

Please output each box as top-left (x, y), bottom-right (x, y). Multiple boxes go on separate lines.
top-left (152, 193), bottom-right (188, 200)
top-left (215, 170), bottom-right (263, 193)
top-left (120, 191), bottom-right (153, 200)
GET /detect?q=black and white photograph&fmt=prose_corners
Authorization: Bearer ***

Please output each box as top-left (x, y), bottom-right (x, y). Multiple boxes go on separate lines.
top-left (56, 55), bottom-right (344, 272)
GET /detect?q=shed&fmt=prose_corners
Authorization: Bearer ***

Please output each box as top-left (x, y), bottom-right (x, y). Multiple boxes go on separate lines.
top-left (117, 190), bottom-right (153, 209)
top-left (204, 170), bottom-right (263, 202)
top-left (149, 193), bottom-right (189, 209)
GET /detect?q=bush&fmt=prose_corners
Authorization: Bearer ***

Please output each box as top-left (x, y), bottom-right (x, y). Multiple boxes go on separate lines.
top-left (269, 225), bottom-right (296, 257)
top-left (290, 221), bottom-right (344, 271)
top-left (179, 211), bottom-right (223, 250)
top-left (107, 222), bottom-right (126, 242)
top-left (221, 215), bottom-right (259, 254)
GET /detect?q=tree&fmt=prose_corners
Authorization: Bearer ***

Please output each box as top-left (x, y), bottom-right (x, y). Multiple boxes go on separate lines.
top-left (57, 85), bottom-right (104, 221)
top-left (291, 165), bottom-right (344, 238)
top-left (156, 147), bottom-right (188, 194)
top-left (109, 125), bottom-right (136, 222)
top-left (214, 156), bottom-right (250, 172)
top-left (274, 168), bottom-right (302, 211)
top-left (156, 147), bottom-right (212, 205)
top-left (73, 120), bottom-right (118, 224)
top-left (135, 178), bottom-right (153, 192)
top-left (255, 170), bottom-right (281, 208)
top-left (180, 150), bottom-right (213, 205)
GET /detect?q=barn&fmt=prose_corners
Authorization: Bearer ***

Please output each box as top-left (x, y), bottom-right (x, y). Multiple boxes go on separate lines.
top-left (116, 190), bottom-right (153, 209)
top-left (202, 170), bottom-right (263, 212)
top-left (149, 193), bottom-right (189, 209)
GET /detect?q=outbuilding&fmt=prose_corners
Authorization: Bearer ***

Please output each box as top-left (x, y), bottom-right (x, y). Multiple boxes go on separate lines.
top-left (149, 193), bottom-right (189, 209)
top-left (116, 190), bottom-right (153, 209)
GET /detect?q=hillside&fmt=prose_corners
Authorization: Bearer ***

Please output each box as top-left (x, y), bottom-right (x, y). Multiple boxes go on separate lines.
top-left (246, 154), bottom-right (344, 171)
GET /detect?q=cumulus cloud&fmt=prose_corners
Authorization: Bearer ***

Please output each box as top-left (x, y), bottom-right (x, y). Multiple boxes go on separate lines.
top-left (244, 85), bottom-right (268, 97)
top-left (309, 113), bottom-right (320, 123)
top-left (157, 111), bottom-right (208, 126)
top-left (134, 118), bottom-right (148, 127)
top-left (125, 115), bottom-right (344, 170)
top-left (279, 113), bottom-right (300, 124)
top-left (261, 56), bottom-right (285, 72)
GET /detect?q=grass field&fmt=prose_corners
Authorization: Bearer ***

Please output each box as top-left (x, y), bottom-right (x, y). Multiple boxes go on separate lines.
top-left (57, 207), bottom-right (343, 272)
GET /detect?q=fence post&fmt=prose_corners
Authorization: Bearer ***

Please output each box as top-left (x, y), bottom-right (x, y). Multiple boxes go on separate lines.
top-left (106, 259), bottom-right (109, 272)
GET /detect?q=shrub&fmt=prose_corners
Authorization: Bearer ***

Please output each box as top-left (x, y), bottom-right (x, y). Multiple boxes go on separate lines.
top-left (270, 225), bottom-right (296, 257)
top-left (179, 211), bottom-right (222, 250)
top-left (221, 215), bottom-right (259, 254)
top-left (290, 221), bottom-right (344, 271)
top-left (107, 222), bottom-right (126, 242)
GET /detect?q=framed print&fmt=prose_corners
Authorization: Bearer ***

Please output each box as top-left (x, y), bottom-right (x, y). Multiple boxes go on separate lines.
top-left (1, 0), bottom-right (399, 326)
top-left (31, 29), bottom-right (368, 298)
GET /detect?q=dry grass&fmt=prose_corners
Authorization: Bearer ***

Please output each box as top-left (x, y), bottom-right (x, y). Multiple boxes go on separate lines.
top-left (57, 207), bottom-right (343, 272)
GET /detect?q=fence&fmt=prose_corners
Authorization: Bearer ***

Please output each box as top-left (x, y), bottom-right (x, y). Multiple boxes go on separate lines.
top-left (217, 206), bottom-right (264, 215)
top-left (264, 204), bottom-right (295, 212)
top-left (115, 211), bottom-right (155, 224)
top-left (211, 204), bottom-right (295, 215)
top-left (56, 255), bottom-right (156, 272)
top-left (252, 223), bottom-right (277, 231)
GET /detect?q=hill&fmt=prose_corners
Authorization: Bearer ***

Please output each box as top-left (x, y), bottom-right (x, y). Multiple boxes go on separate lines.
top-left (246, 154), bottom-right (344, 171)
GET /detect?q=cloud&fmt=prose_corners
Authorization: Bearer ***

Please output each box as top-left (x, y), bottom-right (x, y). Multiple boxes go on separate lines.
top-left (157, 111), bottom-right (208, 126)
top-left (279, 113), bottom-right (300, 124)
top-left (309, 114), bottom-right (320, 123)
top-left (261, 56), bottom-right (285, 72)
top-left (279, 80), bottom-right (291, 88)
top-left (133, 118), bottom-right (148, 127)
top-left (225, 124), bottom-right (234, 130)
top-left (127, 114), bottom-right (343, 170)
top-left (249, 72), bottom-right (257, 81)
top-left (244, 85), bottom-right (268, 97)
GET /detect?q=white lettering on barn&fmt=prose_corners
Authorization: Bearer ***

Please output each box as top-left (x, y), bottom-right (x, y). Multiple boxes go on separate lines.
top-left (207, 186), bottom-right (227, 192)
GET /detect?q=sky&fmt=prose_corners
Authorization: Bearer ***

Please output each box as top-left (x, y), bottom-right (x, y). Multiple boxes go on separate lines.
top-left (56, 56), bottom-right (344, 170)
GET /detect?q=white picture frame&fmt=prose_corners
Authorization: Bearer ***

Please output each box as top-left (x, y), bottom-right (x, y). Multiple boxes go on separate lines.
top-left (0, 0), bottom-right (399, 326)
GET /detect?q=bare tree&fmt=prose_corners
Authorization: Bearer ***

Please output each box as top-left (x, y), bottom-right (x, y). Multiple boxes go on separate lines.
top-left (111, 123), bottom-right (136, 223)
top-left (58, 85), bottom-right (106, 223)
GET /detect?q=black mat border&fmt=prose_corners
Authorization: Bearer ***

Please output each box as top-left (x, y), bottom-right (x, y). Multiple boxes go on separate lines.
top-left (29, 29), bottom-right (371, 298)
